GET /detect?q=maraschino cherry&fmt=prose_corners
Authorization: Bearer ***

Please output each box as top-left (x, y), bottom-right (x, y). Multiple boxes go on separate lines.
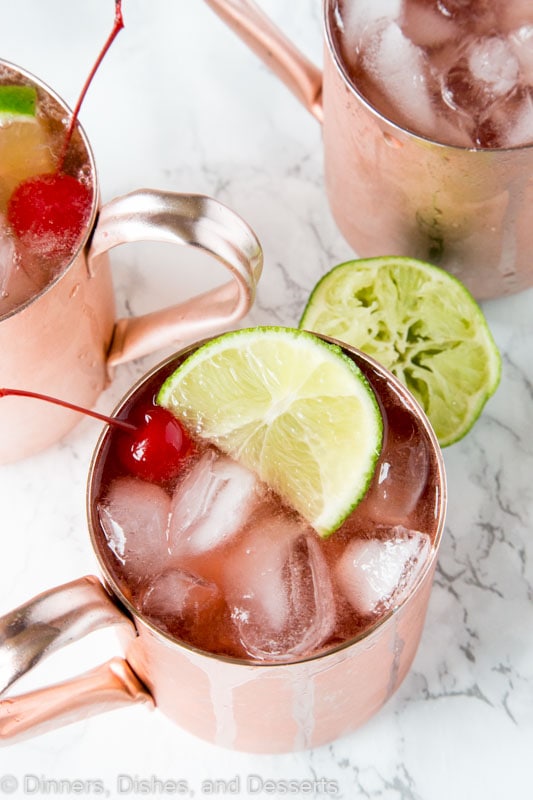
top-left (7, 1), bottom-right (125, 258)
top-left (0, 387), bottom-right (192, 484)
top-left (116, 403), bottom-right (193, 484)
top-left (8, 174), bottom-right (92, 259)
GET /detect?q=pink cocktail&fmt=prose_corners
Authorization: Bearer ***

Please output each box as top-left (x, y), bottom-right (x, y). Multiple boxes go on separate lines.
top-left (0, 63), bottom-right (93, 315)
top-left (94, 342), bottom-right (441, 664)
top-left (81, 334), bottom-right (446, 751)
top-left (0, 335), bottom-right (446, 749)
top-left (332, 0), bottom-right (533, 148)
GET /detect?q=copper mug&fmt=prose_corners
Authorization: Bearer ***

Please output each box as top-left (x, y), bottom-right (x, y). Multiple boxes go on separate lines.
top-left (203, 0), bottom-right (533, 300)
top-left (0, 60), bottom-right (262, 464)
top-left (0, 338), bottom-right (446, 753)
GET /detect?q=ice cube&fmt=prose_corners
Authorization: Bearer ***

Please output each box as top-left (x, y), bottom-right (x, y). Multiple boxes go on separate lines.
top-left (223, 513), bottom-right (336, 661)
top-left (510, 26), bottom-right (533, 85)
top-left (362, 21), bottom-right (436, 136)
top-left (137, 567), bottom-right (231, 652)
top-left (0, 217), bottom-right (43, 315)
top-left (167, 449), bottom-right (261, 556)
top-left (502, 90), bottom-right (533, 147)
top-left (341, 0), bottom-right (402, 34)
top-left (441, 37), bottom-right (519, 120)
top-left (470, 76), bottom-right (533, 149)
top-left (139, 568), bottom-right (221, 625)
top-left (400, 0), bottom-right (457, 49)
top-left (335, 526), bottom-right (431, 616)
top-left (0, 211), bottom-right (57, 315)
top-left (336, 0), bottom-right (402, 72)
top-left (98, 476), bottom-right (171, 580)
top-left (355, 412), bottom-right (430, 526)
top-left (468, 37), bottom-right (520, 97)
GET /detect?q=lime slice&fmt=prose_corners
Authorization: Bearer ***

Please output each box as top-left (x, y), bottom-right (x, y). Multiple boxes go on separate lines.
top-left (299, 256), bottom-right (501, 447)
top-left (0, 86), bottom-right (37, 119)
top-left (0, 85), bottom-right (53, 211)
top-left (157, 327), bottom-right (383, 537)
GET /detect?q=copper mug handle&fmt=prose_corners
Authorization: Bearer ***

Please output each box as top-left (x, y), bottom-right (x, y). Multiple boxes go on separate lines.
top-left (0, 577), bottom-right (151, 743)
top-left (203, 0), bottom-right (323, 122)
top-left (90, 189), bottom-right (263, 367)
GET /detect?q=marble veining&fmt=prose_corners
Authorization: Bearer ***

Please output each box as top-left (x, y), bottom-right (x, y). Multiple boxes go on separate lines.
top-left (0, 2), bottom-right (532, 798)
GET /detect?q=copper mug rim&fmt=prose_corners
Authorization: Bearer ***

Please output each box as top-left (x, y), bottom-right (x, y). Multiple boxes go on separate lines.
top-left (86, 331), bottom-right (448, 668)
top-left (0, 58), bottom-right (100, 322)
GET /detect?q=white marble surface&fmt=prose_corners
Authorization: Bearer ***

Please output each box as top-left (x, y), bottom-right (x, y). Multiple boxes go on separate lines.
top-left (1, 2), bottom-right (532, 798)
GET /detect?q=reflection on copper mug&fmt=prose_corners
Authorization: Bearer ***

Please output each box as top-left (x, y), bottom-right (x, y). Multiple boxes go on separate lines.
top-left (0, 60), bottom-right (262, 464)
top-left (0, 338), bottom-right (447, 753)
top-left (202, 0), bottom-right (533, 300)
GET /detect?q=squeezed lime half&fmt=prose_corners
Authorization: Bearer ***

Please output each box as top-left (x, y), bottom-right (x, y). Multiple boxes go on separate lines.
top-left (299, 256), bottom-right (501, 447)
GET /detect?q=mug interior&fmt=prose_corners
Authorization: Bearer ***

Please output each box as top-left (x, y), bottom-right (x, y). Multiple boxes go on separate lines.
top-left (0, 59), bottom-right (99, 321)
top-left (323, 0), bottom-right (533, 152)
top-left (86, 334), bottom-right (447, 668)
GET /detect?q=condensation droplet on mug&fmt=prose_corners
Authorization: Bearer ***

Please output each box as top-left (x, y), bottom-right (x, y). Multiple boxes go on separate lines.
top-left (69, 282), bottom-right (81, 299)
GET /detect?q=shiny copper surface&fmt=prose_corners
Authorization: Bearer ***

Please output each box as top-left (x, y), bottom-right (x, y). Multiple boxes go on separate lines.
top-left (203, 0), bottom-right (533, 300)
top-left (0, 62), bottom-right (262, 464)
top-left (0, 341), bottom-right (446, 753)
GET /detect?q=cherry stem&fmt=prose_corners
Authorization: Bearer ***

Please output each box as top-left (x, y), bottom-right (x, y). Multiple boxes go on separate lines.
top-left (57, 0), bottom-right (125, 172)
top-left (0, 388), bottom-right (136, 433)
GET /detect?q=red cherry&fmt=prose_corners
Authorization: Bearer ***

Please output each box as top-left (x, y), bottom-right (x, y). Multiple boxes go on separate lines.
top-left (7, 173), bottom-right (92, 259)
top-left (117, 404), bottom-right (193, 483)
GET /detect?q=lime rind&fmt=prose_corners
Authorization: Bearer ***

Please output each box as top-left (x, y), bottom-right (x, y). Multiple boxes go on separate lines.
top-left (299, 256), bottom-right (501, 447)
top-left (158, 326), bottom-right (383, 537)
top-left (0, 85), bottom-right (37, 120)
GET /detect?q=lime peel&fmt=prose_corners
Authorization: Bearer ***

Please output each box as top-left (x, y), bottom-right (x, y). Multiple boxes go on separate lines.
top-left (157, 327), bottom-right (383, 537)
top-left (299, 256), bottom-right (501, 447)
top-left (0, 85), bottom-right (37, 119)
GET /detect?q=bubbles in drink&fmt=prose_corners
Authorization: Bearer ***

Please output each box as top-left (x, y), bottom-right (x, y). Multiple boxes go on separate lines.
top-left (332, 0), bottom-right (533, 148)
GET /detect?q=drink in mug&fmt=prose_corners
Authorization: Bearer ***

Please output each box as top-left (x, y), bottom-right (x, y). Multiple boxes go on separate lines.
top-left (0, 63), bottom-right (93, 316)
top-left (92, 338), bottom-right (443, 667)
top-left (0, 333), bottom-right (445, 750)
top-left (332, 0), bottom-right (533, 148)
